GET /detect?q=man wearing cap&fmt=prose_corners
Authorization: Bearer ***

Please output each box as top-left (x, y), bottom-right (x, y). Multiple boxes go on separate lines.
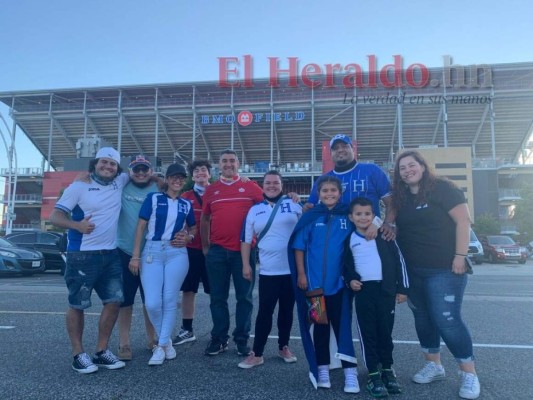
top-left (50, 147), bottom-right (129, 374)
top-left (201, 149), bottom-right (264, 356)
top-left (305, 134), bottom-right (395, 240)
top-left (116, 155), bottom-right (159, 361)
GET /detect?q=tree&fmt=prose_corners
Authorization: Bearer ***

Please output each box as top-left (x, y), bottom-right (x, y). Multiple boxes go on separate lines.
top-left (473, 213), bottom-right (500, 235)
top-left (513, 183), bottom-right (533, 243)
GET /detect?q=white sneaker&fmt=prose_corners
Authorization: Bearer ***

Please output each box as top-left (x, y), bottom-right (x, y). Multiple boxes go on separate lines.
top-left (343, 367), bottom-right (360, 393)
top-left (148, 345), bottom-right (165, 366)
top-left (459, 371), bottom-right (480, 399)
top-left (412, 361), bottom-right (446, 384)
top-left (317, 365), bottom-right (331, 389)
top-left (163, 344), bottom-right (176, 360)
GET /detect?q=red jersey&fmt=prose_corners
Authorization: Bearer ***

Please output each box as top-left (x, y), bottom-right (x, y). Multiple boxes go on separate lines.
top-left (202, 178), bottom-right (263, 251)
top-left (181, 189), bottom-right (203, 250)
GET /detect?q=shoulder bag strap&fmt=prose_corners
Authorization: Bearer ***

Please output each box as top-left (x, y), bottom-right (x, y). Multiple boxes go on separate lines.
top-left (256, 195), bottom-right (287, 245)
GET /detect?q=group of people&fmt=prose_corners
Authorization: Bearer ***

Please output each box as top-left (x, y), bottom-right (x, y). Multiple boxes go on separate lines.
top-left (50, 134), bottom-right (480, 399)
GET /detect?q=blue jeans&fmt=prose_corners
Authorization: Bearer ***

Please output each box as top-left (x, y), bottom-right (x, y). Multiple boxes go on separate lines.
top-left (64, 249), bottom-right (123, 310)
top-left (407, 267), bottom-right (475, 363)
top-left (206, 244), bottom-right (255, 344)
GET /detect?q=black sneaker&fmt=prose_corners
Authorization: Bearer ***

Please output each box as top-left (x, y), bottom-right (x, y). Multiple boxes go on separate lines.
top-left (205, 339), bottom-right (228, 356)
top-left (236, 342), bottom-right (251, 356)
top-left (382, 369), bottom-right (402, 394)
top-left (367, 372), bottom-right (389, 398)
top-left (92, 349), bottom-right (126, 370)
top-left (173, 328), bottom-right (196, 346)
top-left (72, 352), bottom-right (98, 374)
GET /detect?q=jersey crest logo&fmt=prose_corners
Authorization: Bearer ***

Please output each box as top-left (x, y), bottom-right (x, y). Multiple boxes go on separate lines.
top-left (88, 188), bottom-right (100, 191)
top-left (238, 188), bottom-right (245, 192)
top-left (214, 191), bottom-right (220, 195)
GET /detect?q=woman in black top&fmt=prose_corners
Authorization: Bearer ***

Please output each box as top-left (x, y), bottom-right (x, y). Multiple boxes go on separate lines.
top-left (391, 150), bottom-right (480, 400)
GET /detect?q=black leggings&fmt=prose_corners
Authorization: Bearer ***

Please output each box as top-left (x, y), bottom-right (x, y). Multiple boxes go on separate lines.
top-left (313, 289), bottom-right (356, 368)
top-left (252, 274), bottom-right (295, 357)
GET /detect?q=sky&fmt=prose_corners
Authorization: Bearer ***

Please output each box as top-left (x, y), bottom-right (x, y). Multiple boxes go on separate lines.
top-left (0, 0), bottom-right (532, 172)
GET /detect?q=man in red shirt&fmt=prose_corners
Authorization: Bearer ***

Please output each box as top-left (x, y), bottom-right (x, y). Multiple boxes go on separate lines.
top-left (201, 149), bottom-right (263, 356)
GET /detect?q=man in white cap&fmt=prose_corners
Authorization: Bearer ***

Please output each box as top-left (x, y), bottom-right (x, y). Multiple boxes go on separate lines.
top-left (50, 147), bottom-right (129, 374)
top-left (304, 134), bottom-right (395, 240)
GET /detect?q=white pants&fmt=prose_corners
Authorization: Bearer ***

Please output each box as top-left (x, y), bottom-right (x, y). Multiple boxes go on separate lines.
top-left (140, 240), bottom-right (189, 346)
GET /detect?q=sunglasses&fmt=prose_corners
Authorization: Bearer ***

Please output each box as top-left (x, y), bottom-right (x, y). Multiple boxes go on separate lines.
top-left (132, 165), bottom-right (150, 173)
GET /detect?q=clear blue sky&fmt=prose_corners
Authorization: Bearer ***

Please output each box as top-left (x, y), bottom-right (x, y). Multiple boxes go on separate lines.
top-left (0, 0), bottom-right (532, 170)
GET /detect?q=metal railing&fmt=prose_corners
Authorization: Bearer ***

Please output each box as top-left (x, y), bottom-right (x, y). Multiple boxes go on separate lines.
top-left (0, 167), bottom-right (43, 176)
top-left (498, 189), bottom-right (522, 200)
top-left (0, 194), bottom-right (43, 203)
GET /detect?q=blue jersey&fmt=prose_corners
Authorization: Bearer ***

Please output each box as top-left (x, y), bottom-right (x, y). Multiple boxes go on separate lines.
top-left (291, 204), bottom-right (354, 295)
top-left (308, 163), bottom-right (391, 216)
top-left (139, 192), bottom-right (195, 241)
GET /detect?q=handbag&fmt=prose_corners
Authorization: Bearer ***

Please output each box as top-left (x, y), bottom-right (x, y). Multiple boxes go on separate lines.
top-left (305, 288), bottom-right (328, 324)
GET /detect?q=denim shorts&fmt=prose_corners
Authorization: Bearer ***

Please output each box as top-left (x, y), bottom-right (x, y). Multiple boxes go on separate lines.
top-left (64, 249), bottom-right (124, 310)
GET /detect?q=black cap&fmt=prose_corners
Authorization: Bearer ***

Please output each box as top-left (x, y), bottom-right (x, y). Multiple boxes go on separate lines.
top-left (165, 163), bottom-right (187, 177)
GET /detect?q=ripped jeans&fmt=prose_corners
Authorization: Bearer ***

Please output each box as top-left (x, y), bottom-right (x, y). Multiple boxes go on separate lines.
top-left (407, 267), bottom-right (474, 363)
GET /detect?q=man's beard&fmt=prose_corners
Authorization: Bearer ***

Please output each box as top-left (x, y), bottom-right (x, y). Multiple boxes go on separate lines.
top-left (132, 179), bottom-right (151, 188)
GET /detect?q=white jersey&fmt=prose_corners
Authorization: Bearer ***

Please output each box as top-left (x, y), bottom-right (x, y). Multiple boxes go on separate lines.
top-left (55, 173), bottom-right (129, 251)
top-left (349, 231), bottom-right (383, 281)
top-left (242, 198), bottom-right (302, 275)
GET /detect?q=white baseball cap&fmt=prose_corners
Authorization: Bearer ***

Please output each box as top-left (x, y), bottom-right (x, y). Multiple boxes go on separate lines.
top-left (95, 147), bottom-right (120, 164)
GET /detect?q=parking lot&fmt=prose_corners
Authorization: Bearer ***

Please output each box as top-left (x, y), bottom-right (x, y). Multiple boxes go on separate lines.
top-left (1, 260), bottom-right (533, 400)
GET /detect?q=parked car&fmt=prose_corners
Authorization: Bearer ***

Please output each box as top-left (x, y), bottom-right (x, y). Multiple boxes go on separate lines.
top-left (5, 231), bottom-right (67, 274)
top-left (479, 234), bottom-right (528, 264)
top-left (468, 229), bottom-right (484, 265)
top-left (0, 237), bottom-right (45, 275)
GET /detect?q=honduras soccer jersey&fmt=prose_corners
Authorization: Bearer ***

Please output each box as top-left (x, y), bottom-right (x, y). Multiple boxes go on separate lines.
top-left (139, 192), bottom-right (195, 241)
top-left (55, 173), bottom-right (130, 251)
top-left (308, 163), bottom-right (391, 216)
top-left (242, 198), bottom-right (302, 275)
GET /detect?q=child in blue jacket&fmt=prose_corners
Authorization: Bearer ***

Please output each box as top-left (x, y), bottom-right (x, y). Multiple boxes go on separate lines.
top-left (290, 176), bottom-right (358, 393)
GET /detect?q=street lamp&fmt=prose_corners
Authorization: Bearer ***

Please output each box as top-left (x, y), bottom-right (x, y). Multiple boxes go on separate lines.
top-left (0, 112), bottom-right (18, 235)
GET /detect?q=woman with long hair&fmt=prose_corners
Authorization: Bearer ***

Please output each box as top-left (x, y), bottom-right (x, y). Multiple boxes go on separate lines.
top-left (390, 150), bottom-right (480, 400)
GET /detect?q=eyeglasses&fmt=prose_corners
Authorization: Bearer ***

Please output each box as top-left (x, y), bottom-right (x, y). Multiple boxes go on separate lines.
top-left (167, 175), bottom-right (186, 181)
top-left (132, 165), bottom-right (149, 173)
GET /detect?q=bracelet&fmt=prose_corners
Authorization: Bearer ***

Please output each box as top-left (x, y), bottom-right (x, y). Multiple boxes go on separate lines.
top-left (188, 234), bottom-right (195, 240)
top-left (130, 257), bottom-right (140, 261)
top-left (372, 216), bottom-right (383, 229)
top-left (385, 222), bottom-right (396, 228)
top-left (455, 253), bottom-right (468, 257)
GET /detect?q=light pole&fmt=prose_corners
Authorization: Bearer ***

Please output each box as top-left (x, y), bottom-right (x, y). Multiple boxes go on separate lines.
top-left (0, 112), bottom-right (17, 235)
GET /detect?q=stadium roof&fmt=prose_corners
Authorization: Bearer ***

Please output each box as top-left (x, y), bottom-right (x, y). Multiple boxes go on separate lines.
top-left (1, 61), bottom-right (532, 170)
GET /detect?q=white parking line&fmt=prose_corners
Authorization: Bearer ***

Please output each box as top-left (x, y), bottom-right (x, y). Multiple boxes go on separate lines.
top-left (257, 335), bottom-right (533, 350)
top-left (2, 311), bottom-right (532, 350)
top-left (0, 310), bottom-right (100, 316)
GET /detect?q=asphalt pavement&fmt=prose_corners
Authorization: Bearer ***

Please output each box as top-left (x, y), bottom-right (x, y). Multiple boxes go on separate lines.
top-left (1, 259), bottom-right (532, 400)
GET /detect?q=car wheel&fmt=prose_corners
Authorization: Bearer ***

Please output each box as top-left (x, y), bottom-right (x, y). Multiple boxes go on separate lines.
top-left (475, 259), bottom-right (483, 265)
top-left (518, 259), bottom-right (526, 264)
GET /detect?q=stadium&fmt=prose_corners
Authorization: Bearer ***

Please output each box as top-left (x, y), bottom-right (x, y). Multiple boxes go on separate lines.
top-left (0, 61), bottom-right (532, 232)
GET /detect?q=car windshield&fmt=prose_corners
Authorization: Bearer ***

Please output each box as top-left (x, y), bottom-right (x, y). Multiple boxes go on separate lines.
top-left (0, 237), bottom-right (15, 247)
top-left (470, 230), bottom-right (478, 241)
top-left (488, 236), bottom-right (515, 245)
